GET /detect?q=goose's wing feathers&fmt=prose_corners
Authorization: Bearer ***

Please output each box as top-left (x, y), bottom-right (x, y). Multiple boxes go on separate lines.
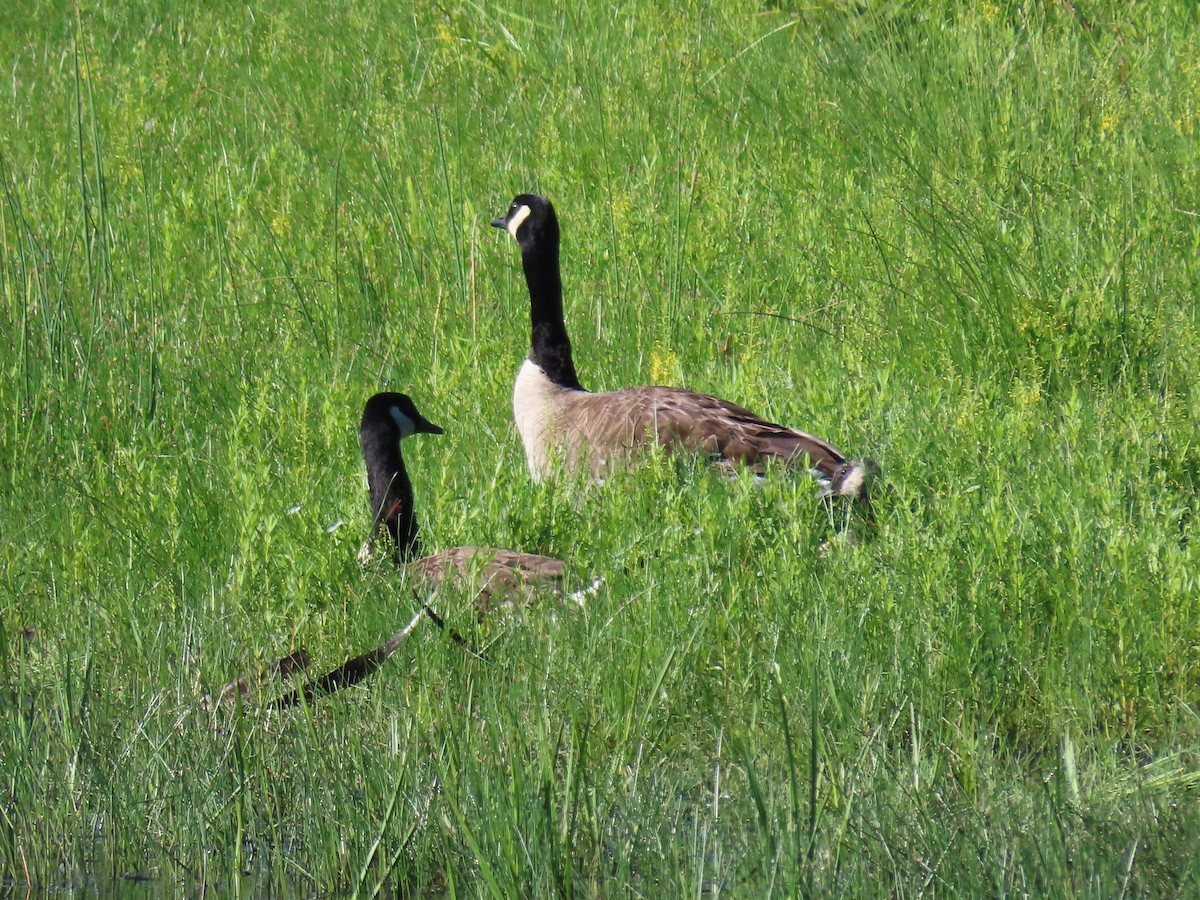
top-left (561, 385), bottom-right (848, 477)
top-left (413, 546), bottom-right (566, 614)
top-left (413, 546), bottom-right (565, 584)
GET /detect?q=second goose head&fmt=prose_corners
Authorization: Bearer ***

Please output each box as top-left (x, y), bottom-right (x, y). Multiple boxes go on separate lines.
top-left (491, 194), bottom-right (559, 257)
top-left (359, 392), bottom-right (444, 561)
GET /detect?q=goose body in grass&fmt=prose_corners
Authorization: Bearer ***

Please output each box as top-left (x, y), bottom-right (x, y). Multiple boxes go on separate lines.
top-left (359, 391), bottom-right (565, 611)
top-left (491, 193), bottom-right (878, 500)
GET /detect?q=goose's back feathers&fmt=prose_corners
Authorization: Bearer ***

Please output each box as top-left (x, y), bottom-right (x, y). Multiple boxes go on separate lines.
top-left (515, 359), bottom-right (853, 485)
top-left (561, 384), bottom-right (848, 475)
top-left (413, 547), bottom-right (567, 613)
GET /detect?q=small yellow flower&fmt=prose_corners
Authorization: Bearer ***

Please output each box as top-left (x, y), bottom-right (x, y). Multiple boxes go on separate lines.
top-left (76, 55), bottom-right (97, 83)
top-left (117, 161), bottom-right (142, 187)
top-left (1013, 379), bottom-right (1041, 409)
top-left (980, 3), bottom-right (1000, 23)
top-left (1100, 112), bottom-right (1118, 136)
top-left (650, 345), bottom-right (680, 385)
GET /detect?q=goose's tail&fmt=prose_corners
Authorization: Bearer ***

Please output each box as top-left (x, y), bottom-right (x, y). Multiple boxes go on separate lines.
top-left (817, 458), bottom-right (881, 502)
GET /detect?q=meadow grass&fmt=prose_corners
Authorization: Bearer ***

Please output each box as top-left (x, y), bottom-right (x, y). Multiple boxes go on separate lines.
top-left (2, 0), bottom-right (1199, 893)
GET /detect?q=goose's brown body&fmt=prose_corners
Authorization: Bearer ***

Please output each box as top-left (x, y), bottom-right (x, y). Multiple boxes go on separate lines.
top-left (410, 546), bottom-right (565, 608)
top-left (513, 359), bottom-right (849, 483)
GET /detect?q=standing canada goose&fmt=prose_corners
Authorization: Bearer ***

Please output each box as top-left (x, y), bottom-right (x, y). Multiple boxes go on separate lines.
top-left (360, 391), bottom-right (566, 611)
top-left (491, 193), bottom-right (878, 500)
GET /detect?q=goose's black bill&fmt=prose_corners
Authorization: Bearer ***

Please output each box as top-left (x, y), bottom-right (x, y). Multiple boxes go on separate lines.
top-left (413, 413), bottom-right (444, 435)
top-left (490, 216), bottom-right (506, 228)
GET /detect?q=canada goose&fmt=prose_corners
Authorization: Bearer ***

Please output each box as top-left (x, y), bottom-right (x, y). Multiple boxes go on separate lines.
top-left (360, 391), bottom-right (566, 611)
top-left (491, 193), bottom-right (878, 500)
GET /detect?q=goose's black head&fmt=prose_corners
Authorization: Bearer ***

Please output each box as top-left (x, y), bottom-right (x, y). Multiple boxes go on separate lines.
top-left (360, 392), bottom-right (443, 562)
top-left (491, 194), bottom-right (559, 255)
top-left (360, 392), bottom-right (444, 443)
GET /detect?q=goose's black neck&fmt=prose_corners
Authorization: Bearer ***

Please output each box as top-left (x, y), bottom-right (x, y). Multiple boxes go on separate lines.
top-left (361, 424), bottom-right (421, 562)
top-left (522, 241), bottom-right (583, 391)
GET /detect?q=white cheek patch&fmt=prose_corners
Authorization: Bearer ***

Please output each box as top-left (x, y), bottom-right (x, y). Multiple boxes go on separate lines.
top-left (506, 203), bottom-right (532, 238)
top-left (390, 407), bottom-right (417, 438)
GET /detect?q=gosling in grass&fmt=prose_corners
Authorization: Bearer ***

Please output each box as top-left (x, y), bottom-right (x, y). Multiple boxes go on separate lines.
top-left (491, 193), bottom-right (878, 500)
top-left (359, 391), bottom-right (566, 612)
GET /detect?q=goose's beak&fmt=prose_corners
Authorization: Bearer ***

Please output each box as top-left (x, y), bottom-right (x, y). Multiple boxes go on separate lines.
top-left (490, 216), bottom-right (506, 229)
top-left (415, 414), bottom-right (444, 435)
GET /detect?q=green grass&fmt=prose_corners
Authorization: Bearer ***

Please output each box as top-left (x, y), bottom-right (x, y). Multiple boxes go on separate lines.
top-left (3, 0), bottom-right (1200, 893)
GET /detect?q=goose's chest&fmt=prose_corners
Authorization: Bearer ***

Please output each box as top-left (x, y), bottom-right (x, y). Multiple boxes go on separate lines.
top-left (512, 359), bottom-right (562, 480)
